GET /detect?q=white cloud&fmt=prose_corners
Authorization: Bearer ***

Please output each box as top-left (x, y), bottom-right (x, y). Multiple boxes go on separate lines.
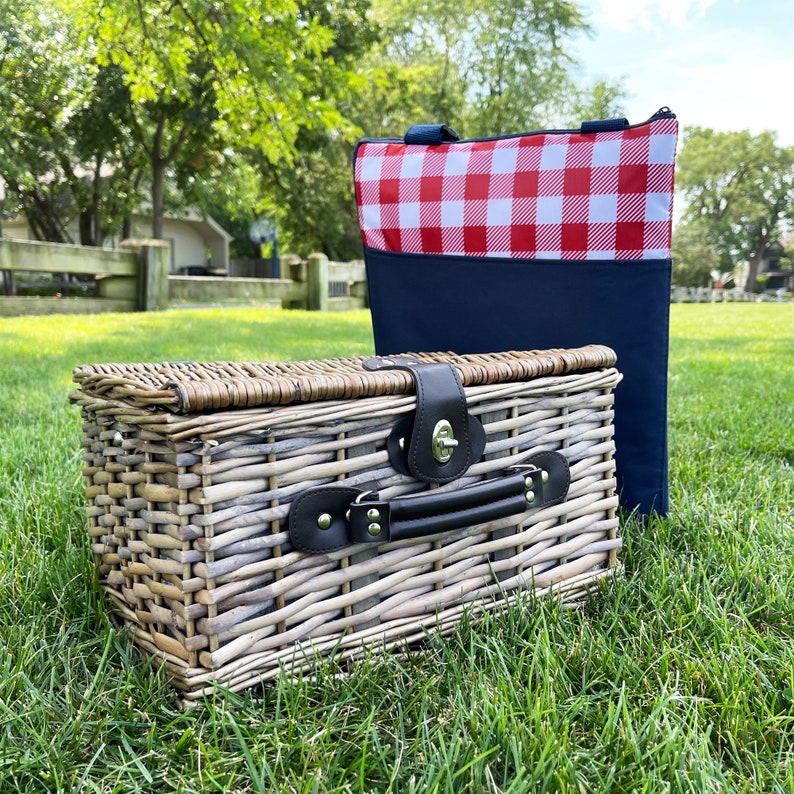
top-left (576, 0), bottom-right (794, 144)
top-left (621, 25), bottom-right (794, 141)
top-left (589, 0), bottom-right (721, 32)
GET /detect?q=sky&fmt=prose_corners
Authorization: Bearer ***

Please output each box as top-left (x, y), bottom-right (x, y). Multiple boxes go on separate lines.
top-left (574, 0), bottom-right (794, 145)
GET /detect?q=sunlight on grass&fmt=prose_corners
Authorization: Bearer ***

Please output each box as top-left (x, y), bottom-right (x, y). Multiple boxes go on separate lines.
top-left (1, 303), bottom-right (792, 792)
top-left (2, 307), bottom-right (375, 365)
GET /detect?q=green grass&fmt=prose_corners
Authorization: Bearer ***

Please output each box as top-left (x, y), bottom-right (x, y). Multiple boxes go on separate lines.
top-left (0, 303), bottom-right (792, 793)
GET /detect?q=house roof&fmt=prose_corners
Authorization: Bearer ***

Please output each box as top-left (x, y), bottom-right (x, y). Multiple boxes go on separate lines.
top-left (129, 210), bottom-right (234, 243)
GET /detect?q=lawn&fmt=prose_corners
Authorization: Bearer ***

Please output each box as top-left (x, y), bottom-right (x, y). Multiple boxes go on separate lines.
top-left (0, 303), bottom-right (792, 793)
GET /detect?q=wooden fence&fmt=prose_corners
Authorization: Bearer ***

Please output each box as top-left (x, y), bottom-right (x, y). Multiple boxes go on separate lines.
top-left (0, 238), bottom-right (168, 317)
top-left (8, 236), bottom-right (783, 317)
top-left (0, 240), bottom-right (367, 317)
top-left (670, 286), bottom-right (784, 302)
top-left (167, 253), bottom-right (368, 311)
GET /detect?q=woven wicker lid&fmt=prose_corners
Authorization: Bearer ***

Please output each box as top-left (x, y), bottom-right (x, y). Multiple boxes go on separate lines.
top-left (72, 344), bottom-right (616, 414)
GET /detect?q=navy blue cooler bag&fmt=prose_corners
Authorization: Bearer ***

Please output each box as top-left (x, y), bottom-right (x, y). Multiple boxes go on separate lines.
top-left (353, 109), bottom-right (679, 516)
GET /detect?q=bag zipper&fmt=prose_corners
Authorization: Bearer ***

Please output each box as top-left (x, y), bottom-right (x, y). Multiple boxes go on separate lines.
top-left (358, 108), bottom-right (676, 147)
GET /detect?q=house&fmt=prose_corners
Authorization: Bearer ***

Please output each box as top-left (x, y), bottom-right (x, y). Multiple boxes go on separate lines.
top-left (759, 239), bottom-right (794, 293)
top-left (1, 207), bottom-right (233, 275)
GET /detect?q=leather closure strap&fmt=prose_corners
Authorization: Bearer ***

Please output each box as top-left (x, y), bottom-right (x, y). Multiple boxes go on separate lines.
top-left (363, 356), bottom-right (486, 484)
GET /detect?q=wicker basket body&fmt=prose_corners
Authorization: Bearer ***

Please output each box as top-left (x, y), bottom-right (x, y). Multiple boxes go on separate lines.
top-left (72, 345), bottom-right (621, 703)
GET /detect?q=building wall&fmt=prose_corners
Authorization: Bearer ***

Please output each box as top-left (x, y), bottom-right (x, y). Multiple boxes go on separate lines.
top-left (128, 217), bottom-right (209, 273)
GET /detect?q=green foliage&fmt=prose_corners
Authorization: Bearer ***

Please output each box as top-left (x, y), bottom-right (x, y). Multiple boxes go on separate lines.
top-left (79, 0), bottom-right (343, 159)
top-left (676, 126), bottom-right (794, 292)
top-left (268, 143), bottom-right (366, 261)
top-left (0, 2), bottom-right (93, 242)
top-left (565, 77), bottom-right (630, 128)
top-left (0, 305), bottom-right (793, 792)
top-left (367, 0), bottom-right (621, 137)
top-left (753, 274), bottom-right (769, 294)
top-left (177, 158), bottom-right (263, 259)
top-left (224, 0), bottom-right (379, 260)
top-left (2, 0), bottom-right (627, 258)
top-left (671, 220), bottom-right (723, 287)
top-left (461, 0), bottom-right (588, 134)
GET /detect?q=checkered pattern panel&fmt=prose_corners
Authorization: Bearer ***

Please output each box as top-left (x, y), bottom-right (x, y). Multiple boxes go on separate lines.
top-left (354, 117), bottom-right (678, 260)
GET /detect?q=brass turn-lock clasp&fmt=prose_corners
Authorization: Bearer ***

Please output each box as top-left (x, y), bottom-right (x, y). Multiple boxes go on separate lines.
top-left (431, 419), bottom-right (459, 464)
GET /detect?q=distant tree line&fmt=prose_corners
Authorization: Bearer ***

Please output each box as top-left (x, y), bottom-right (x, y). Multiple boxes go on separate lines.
top-left (674, 127), bottom-right (794, 292)
top-left (0, 0), bottom-right (622, 260)
top-left (2, 0), bottom-right (792, 287)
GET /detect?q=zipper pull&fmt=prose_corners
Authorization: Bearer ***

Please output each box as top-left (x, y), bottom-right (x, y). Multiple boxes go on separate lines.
top-left (651, 107), bottom-right (676, 119)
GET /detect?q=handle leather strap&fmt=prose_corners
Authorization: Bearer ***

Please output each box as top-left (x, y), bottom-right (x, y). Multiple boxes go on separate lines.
top-left (289, 451), bottom-right (570, 553)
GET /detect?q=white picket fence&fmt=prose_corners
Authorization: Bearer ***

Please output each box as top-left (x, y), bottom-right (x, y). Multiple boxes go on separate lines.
top-left (670, 286), bottom-right (789, 303)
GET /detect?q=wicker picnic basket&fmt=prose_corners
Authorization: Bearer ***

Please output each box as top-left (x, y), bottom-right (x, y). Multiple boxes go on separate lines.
top-left (72, 344), bottom-right (621, 704)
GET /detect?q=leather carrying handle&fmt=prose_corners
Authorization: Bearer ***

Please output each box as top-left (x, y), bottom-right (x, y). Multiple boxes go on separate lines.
top-left (289, 451), bottom-right (570, 553)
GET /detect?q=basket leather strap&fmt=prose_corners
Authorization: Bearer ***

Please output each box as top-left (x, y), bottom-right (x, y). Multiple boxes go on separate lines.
top-left (289, 451), bottom-right (570, 553)
top-left (363, 356), bottom-right (486, 484)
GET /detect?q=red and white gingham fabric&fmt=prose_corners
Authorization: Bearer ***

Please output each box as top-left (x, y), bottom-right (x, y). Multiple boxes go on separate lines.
top-left (354, 117), bottom-right (678, 260)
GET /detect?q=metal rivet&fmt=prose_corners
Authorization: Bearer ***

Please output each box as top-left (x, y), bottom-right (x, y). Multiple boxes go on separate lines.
top-left (398, 437), bottom-right (405, 451)
top-left (541, 470), bottom-right (549, 484)
top-left (368, 522), bottom-right (381, 536)
top-left (345, 510), bottom-right (351, 522)
top-left (524, 476), bottom-right (534, 489)
top-left (366, 508), bottom-right (380, 522)
top-left (526, 490), bottom-right (536, 504)
top-left (317, 513), bottom-right (332, 530)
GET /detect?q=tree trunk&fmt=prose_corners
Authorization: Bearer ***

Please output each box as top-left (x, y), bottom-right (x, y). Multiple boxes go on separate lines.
top-left (25, 189), bottom-right (71, 244)
top-left (744, 233), bottom-right (769, 293)
top-left (90, 158), bottom-right (104, 246)
top-left (745, 252), bottom-right (761, 293)
top-left (151, 159), bottom-right (165, 239)
top-left (79, 210), bottom-right (94, 246)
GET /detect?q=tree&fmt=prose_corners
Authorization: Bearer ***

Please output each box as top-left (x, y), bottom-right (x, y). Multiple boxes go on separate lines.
top-left (66, 65), bottom-right (147, 245)
top-left (0, 2), bottom-right (87, 243)
top-left (0, 3), bottom-right (145, 245)
top-left (366, 0), bottom-right (621, 138)
top-left (676, 127), bottom-right (794, 292)
top-left (671, 220), bottom-right (723, 288)
top-left (174, 0), bottom-right (378, 260)
top-left (62, 0), bottom-right (367, 240)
